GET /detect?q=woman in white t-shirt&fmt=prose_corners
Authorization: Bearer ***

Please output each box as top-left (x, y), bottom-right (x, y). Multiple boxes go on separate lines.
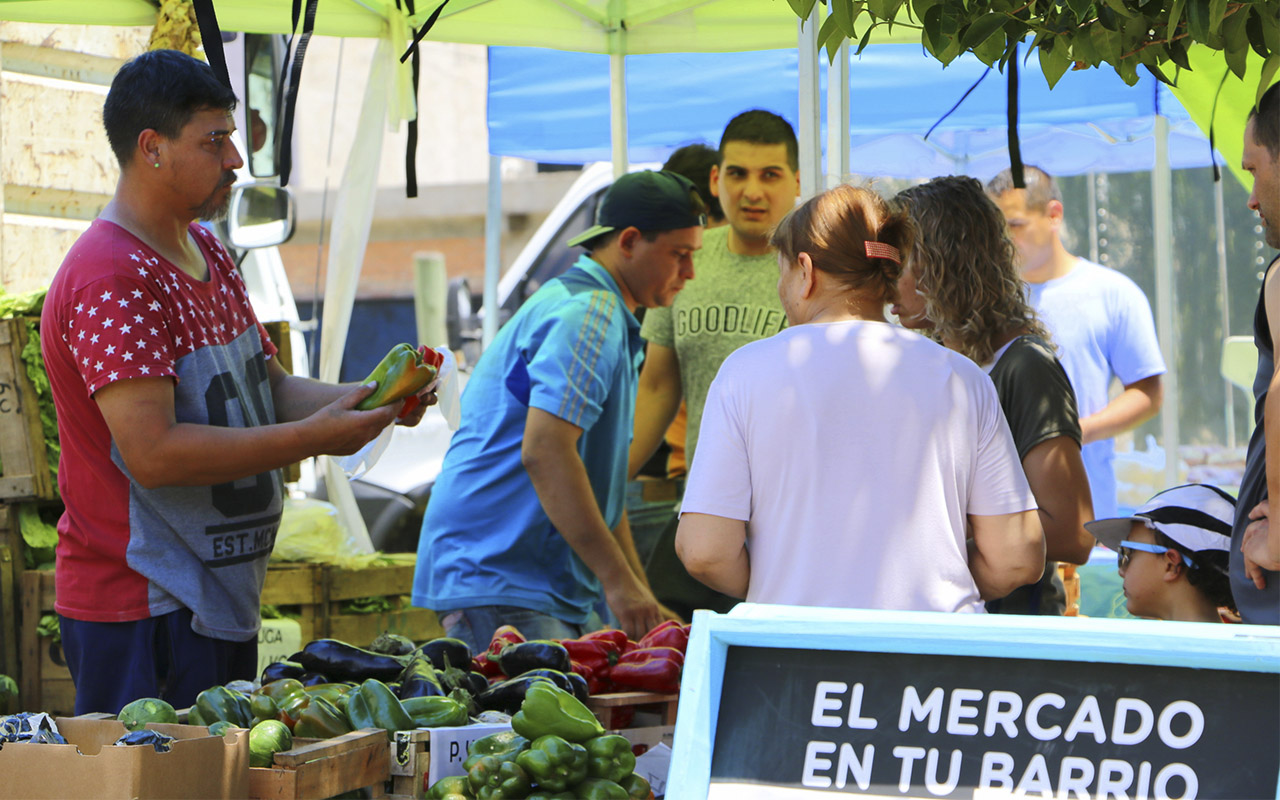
top-left (893, 176), bottom-right (1094, 616)
top-left (675, 185), bottom-right (1044, 613)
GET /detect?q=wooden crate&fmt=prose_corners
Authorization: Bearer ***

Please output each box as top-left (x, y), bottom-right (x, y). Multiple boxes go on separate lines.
top-left (0, 505), bottom-right (20, 711)
top-left (387, 722), bottom-right (513, 800)
top-left (18, 569), bottom-right (75, 714)
top-left (248, 728), bottom-right (390, 800)
top-left (584, 691), bottom-right (679, 730)
top-left (261, 563), bottom-right (326, 644)
top-left (0, 318), bottom-right (56, 501)
top-left (325, 558), bottom-right (443, 647)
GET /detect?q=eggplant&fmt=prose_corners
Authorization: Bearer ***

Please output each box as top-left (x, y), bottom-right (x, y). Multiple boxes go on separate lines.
top-left (260, 660), bottom-right (307, 685)
top-left (496, 640), bottom-right (571, 677)
top-left (565, 671), bottom-right (590, 704)
top-left (293, 639), bottom-right (408, 683)
top-left (414, 638), bottom-right (472, 671)
top-left (396, 654), bottom-right (447, 700)
top-left (517, 668), bottom-right (584, 702)
top-left (299, 671), bottom-right (330, 687)
top-left (369, 632), bottom-right (417, 656)
top-left (476, 674), bottom-right (557, 715)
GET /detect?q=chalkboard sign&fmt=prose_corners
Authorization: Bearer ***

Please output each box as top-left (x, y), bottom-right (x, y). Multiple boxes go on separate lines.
top-left (667, 605), bottom-right (1280, 800)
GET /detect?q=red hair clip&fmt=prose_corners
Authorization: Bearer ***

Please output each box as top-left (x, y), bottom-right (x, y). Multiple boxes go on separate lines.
top-left (864, 241), bottom-right (901, 264)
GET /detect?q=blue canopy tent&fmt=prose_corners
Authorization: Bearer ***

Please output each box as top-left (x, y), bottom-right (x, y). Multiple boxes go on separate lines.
top-left (488, 44), bottom-right (1217, 178)
top-left (488, 43), bottom-right (1228, 491)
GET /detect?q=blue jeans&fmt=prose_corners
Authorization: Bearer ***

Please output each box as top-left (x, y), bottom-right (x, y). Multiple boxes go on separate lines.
top-left (60, 608), bottom-right (257, 715)
top-left (440, 606), bottom-right (608, 654)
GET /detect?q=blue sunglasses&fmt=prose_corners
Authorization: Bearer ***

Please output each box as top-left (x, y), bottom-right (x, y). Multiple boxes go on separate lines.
top-left (1119, 540), bottom-right (1195, 569)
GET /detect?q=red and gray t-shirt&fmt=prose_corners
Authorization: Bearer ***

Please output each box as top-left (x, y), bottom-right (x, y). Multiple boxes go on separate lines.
top-left (41, 220), bottom-right (282, 641)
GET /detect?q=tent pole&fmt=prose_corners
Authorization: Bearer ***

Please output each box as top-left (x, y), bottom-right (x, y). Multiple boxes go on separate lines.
top-left (1087, 171), bottom-right (1099, 264)
top-left (1153, 114), bottom-right (1179, 491)
top-left (826, 39), bottom-right (849, 190)
top-left (1215, 174), bottom-right (1235, 449)
top-left (610, 54), bottom-right (628, 178)
top-left (483, 153), bottom-right (501, 348)
top-left (798, 8), bottom-right (821, 199)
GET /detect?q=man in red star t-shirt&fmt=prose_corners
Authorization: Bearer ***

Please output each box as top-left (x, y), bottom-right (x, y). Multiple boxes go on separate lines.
top-left (41, 50), bottom-right (437, 715)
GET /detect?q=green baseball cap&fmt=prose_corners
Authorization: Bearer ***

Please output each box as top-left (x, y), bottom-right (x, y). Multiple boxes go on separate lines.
top-left (568, 169), bottom-right (707, 249)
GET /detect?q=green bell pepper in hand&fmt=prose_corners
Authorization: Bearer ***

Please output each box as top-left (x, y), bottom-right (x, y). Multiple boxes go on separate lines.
top-left (356, 343), bottom-right (439, 411)
top-left (513, 735), bottom-right (588, 792)
top-left (427, 775), bottom-right (475, 799)
top-left (510, 683), bottom-right (604, 743)
top-left (574, 778), bottom-right (630, 799)
top-left (584, 734), bottom-right (636, 783)
top-left (619, 773), bottom-right (651, 800)
top-left (467, 755), bottom-right (532, 799)
top-left (345, 678), bottom-right (415, 737)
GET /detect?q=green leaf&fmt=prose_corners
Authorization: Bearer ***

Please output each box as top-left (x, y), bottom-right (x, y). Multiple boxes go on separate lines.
top-left (833, 0), bottom-right (857, 37)
top-left (1185, 0), bottom-right (1211, 43)
top-left (1039, 38), bottom-right (1072, 87)
top-left (1066, 0), bottom-right (1094, 22)
top-left (961, 12), bottom-right (1010, 49)
top-left (820, 13), bottom-right (847, 62)
top-left (1223, 10), bottom-right (1251, 79)
top-left (1092, 24), bottom-right (1122, 64)
top-left (1207, 0), bottom-right (1229, 36)
top-left (786, 0), bottom-right (819, 20)
top-left (1246, 8), bottom-right (1269, 58)
top-left (1263, 4), bottom-right (1280, 52)
top-left (1100, 0), bottom-right (1138, 18)
top-left (922, 4), bottom-right (946, 56)
top-left (1072, 27), bottom-right (1099, 66)
top-left (1165, 0), bottom-right (1186, 38)
top-left (856, 23), bottom-right (877, 54)
top-left (1166, 37), bottom-right (1192, 70)
top-left (1116, 54), bottom-right (1141, 84)
top-left (1143, 61), bottom-right (1174, 85)
top-left (1260, 52), bottom-right (1280, 109)
top-left (974, 29), bottom-right (1009, 64)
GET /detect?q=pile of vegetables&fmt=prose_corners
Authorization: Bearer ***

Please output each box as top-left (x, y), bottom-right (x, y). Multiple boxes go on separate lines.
top-left (476, 622), bottom-right (690, 701)
top-left (426, 683), bottom-right (653, 800)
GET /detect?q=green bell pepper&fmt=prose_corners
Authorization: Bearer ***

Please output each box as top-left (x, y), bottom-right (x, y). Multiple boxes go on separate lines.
top-left (583, 734), bottom-right (636, 784)
top-left (513, 735), bottom-right (588, 792)
top-left (186, 703), bottom-right (209, 727)
top-left (345, 678), bottom-right (416, 737)
top-left (574, 778), bottom-right (630, 799)
top-left (402, 695), bottom-right (469, 728)
top-left (426, 775), bottom-right (475, 800)
top-left (467, 755), bottom-right (532, 799)
top-left (195, 685), bottom-right (253, 728)
top-left (525, 792), bottom-right (577, 800)
top-left (356, 343), bottom-right (438, 411)
top-left (619, 773), bottom-right (651, 800)
top-left (293, 696), bottom-right (354, 739)
top-left (510, 683), bottom-right (604, 743)
top-left (463, 731), bottom-right (529, 772)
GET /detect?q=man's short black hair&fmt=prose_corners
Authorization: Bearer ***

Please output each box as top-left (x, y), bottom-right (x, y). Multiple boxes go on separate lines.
top-left (718, 109), bottom-right (799, 173)
top-left (663, 143), bottom-right (723, 223)
top-left (103, 49), bottom-right (238, 167)
top-left (1248, 81), bottom-right (1280, 160)
top-left (984, 164), bottom-right (1061, 212)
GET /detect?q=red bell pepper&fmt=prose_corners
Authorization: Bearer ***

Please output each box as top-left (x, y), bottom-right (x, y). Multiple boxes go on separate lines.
top-left (473, 653), bottom-right (504, 678)
top-left (398, 346), bottom-right (446, 419)
top-left (561, 639), bottom-right (618, 673)
top-left (485, 625), bottom-right (526, 666)
top-left (580, 629), bottom-right (628, 651)
top-left (609, 646), bottom-right (683, 693)
top-left (637, 621), bottom-right (690, 654)
top-left (570, 659), bottom-right (612, 695)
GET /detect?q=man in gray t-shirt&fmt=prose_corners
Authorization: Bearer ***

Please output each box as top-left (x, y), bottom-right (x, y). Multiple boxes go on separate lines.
top-left (629, 110), bottom-right (800, 618)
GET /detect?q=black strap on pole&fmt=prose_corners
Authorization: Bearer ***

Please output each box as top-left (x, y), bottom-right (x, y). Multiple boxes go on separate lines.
top-left (1206, 70), bottom-right (1230, 183)
top-left (190, 0), bottom-right (231, 89)
top-left (1007, 43), bottom-right (1024, 189)
top-left (402, 0), bottom-right (421, 198)
top-left (277, 0), bottom-right (320, 186)
top-left (926, 68), bottom-right (990, 141)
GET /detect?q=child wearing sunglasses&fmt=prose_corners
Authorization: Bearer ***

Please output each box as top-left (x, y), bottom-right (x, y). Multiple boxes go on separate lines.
top-left (1085, 484), bottom-right (1238, 623)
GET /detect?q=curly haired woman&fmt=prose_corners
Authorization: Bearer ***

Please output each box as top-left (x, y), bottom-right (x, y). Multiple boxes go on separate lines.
top-left (895, 176), bottom-right (1094, 615)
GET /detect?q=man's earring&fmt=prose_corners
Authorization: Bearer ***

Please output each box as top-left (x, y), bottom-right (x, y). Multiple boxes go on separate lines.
top-left (154, 162), bottom-right (160, 168)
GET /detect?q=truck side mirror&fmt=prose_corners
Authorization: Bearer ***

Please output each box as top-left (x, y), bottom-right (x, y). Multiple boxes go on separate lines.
top-left (243, 33), bottom-right (286, 178)
top-left (227, 183), bottom-right (296, 249)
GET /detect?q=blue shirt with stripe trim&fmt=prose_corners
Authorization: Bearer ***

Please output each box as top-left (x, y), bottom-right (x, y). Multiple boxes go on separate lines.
top-left (413, 255), bottom-right (645, 624)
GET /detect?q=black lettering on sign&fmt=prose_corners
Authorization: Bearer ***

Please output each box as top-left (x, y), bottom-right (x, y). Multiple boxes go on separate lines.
top-left (0, 380), bottom-right (17, 414)
top-left (204, 364), bottom-right (275, 517)
top-left (711, 647), bottom-right (1279, 799)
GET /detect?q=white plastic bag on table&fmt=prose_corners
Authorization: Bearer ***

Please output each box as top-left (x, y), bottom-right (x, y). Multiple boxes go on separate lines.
top-left (338, 346), bottom-right (459, 479)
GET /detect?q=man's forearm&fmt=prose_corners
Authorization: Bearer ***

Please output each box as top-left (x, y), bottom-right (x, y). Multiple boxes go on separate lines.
top-left (612, 512), bottom-right (650, 584)
top-left (1079, 375), bottom-right (1162, 444)
top-left (1265, 374), bottom-right (1280, 508)
top-left (272, 372), bottom-right (356, 423)
top-left (125, 419), bottom-right (321, 488)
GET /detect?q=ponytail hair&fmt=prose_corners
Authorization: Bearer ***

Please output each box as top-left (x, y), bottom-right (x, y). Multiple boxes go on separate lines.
top-left (769, 184), bottom-right (913, 305)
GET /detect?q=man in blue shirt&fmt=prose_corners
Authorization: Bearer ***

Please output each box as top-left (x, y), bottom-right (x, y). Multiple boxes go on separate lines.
top-left (413, 171), bottom-right (706, 649)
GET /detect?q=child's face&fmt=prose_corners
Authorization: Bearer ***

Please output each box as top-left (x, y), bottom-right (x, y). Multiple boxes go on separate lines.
top-left (1117, 521), bottom-right (1170, 619)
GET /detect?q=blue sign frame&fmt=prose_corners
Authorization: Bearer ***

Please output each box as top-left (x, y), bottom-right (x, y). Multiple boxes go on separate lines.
top-left (668, 604), bottom-right (1280, 799)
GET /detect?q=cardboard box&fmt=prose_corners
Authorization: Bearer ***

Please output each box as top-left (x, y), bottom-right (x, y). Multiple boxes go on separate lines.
top-left (0, 718), bottom-right (248, 800)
